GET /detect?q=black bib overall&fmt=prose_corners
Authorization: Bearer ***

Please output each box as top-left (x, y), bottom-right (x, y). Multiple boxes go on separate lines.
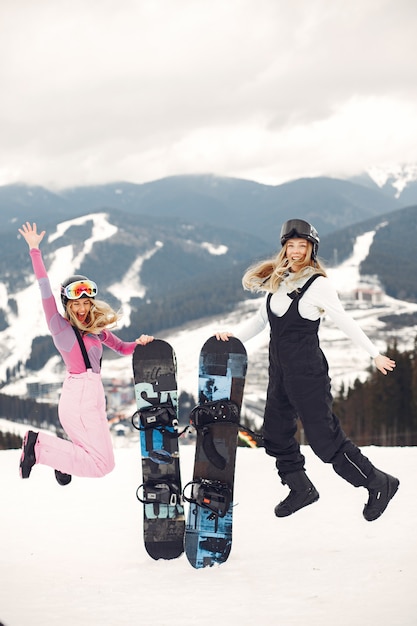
top-left (263, 274), bottom-right (374, 486)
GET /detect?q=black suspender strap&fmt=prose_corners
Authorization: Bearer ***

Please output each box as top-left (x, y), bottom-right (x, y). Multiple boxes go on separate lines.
top-left (72, 325), bottom-right (92, 370)
top-left (287, 273), bottom-right (321, 299)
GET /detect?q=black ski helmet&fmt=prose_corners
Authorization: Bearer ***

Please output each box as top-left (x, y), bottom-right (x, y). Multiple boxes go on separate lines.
top-left (280, 218), bottom-right (320, 259)
top-left (60, 274), bottom-right (96, 309)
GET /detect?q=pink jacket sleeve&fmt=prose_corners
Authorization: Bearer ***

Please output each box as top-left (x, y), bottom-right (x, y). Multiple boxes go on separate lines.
top-left (29, 248), bottom-right (68, 336)
top-left (100, 329), bottom-right (137, 355)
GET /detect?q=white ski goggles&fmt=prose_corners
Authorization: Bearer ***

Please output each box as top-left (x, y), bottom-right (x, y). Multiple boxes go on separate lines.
top-left (63, 280), bottom-right (98, 300)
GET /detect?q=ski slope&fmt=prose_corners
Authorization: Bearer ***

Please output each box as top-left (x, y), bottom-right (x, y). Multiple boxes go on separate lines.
top-left (0, 444), bottom-right (415, 626)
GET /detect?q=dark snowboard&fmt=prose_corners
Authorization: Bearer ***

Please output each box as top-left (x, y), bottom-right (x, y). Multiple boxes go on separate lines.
top-left (184, 336), bottom-right (247, 568)
top-left (132, 340), bottom-right (185, 560)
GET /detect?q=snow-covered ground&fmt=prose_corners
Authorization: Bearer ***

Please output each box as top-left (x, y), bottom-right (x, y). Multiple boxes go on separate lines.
top-left (0, 444), bottom-right (415, 626)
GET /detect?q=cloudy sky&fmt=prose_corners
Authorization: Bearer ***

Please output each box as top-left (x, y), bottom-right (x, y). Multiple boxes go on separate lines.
top-left (1, 0), bottom-right (417, 189)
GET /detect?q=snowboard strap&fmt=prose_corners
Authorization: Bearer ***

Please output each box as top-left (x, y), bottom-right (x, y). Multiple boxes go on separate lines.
top-left (72, 325), bottom-right (92, 370)
top-left (136, 479), bottom-right (181, 506)
top-left (138, 403), bottom-right (178, 431)
top-left (190, 400), bottom-right (265, 455)
top-left (190, 399), bottom-right (240, 428)
top-left (183, 479), bottom-right (232, 519)
top-left (190, 400), bottom-right (264, 470)
top-left (190, 400), bottom-right (240, 469)
top-left (131, 403), bottom-right (189, 456)
top-left (237, 425), bottom-right (264, 447)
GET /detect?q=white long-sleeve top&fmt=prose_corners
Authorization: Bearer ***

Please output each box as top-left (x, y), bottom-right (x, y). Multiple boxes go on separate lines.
top-left (237, 274), bottom-right (380, 358)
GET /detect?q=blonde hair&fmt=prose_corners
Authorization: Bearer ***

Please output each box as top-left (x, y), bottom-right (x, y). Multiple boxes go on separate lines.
top-left (242, 240), bottom-right (327, 293)
top-left (66, 299), bottom-right (120, 334)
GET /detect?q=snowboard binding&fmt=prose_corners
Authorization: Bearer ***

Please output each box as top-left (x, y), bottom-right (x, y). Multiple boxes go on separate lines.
top-left (183, 479), bottom-right (232, 519)
top-left (132, 403), bottom-right (189, 439)
top-left (189, 399), bottom-right (240, 470)
top-left (133, 402), bottom-right (178, 431)
top-left (136, 479), bottom-right (182, 506)
top-left (190, 399), bottom-right (240, 428)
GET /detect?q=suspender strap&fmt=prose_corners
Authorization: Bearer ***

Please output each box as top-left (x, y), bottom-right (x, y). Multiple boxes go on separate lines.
top-left (72, 325), bottom-right (92, 370)
top-left (287, 273), bottom-right (322, 300)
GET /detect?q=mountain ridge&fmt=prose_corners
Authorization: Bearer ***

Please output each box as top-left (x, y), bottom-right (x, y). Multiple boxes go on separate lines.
top-left (1, 174), bottom-right (417, 389)
top-left (1, 173), bottom-right (409, 249)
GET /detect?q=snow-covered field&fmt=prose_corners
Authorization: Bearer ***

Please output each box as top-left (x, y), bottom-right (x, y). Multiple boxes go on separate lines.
top-left (0, 443), bottom-right (415, 626)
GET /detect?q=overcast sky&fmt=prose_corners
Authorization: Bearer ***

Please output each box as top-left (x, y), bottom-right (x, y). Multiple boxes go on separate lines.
top-left (1, 0), bottom-right (417, 190)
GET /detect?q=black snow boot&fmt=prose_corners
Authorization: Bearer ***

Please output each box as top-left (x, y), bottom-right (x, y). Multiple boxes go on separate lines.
top-left (275, 470), bottom-right (319, 517)
top-left (363, 469), bottom-right (399, 521)
top-left (55, 470), bottom-right (72, 486)
top-left (19, 430), bottom-right (38, 479)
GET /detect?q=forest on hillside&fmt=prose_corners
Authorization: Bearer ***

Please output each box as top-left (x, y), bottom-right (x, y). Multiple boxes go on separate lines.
top-left (0, 393), bottom-right (63, 450)
top-left (331, 338), bottom-right (417, 446)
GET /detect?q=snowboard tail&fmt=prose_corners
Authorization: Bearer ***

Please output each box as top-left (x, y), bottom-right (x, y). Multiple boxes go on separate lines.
top-left (132, 340), bottom-right (185, 560)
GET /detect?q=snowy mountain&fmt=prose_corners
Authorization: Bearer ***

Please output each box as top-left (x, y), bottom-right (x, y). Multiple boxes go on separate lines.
top-left (348, 164), bottom-right (417, 206)
top-left (0, 210), bottom-right (266, 385)
top-left (3, 221), bottom-right (417, 433)
top-left (368, 163), bottom-right (417, 199)
top-left (0, 173), bottom-right (404, 247)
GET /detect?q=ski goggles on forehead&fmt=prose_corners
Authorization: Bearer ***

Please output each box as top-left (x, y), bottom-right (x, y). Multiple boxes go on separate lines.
top-left (64, 280), bottom-right (98, 300)
top-left (280, 219), bottom-right (319, 244)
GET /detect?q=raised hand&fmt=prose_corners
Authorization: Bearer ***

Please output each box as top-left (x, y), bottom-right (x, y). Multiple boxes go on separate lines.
top-left (18, 222), bottom-right (46, 249)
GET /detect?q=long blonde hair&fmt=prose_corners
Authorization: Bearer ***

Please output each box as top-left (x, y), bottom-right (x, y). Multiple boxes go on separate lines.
top-left (66, 299), bottom-right (120, 334)
top-left (242, 240), bottom-right (327, 293)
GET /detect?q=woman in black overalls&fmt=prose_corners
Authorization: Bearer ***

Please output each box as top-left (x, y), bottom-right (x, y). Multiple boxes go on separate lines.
top-left (217, 219), bottom-right (399, 522)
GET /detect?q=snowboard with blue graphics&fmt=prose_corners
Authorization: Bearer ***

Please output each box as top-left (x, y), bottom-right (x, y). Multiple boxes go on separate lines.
top-left (184, 336), bottom-right (247, 568)
top-left (132, 340), bottom-right (185, 560)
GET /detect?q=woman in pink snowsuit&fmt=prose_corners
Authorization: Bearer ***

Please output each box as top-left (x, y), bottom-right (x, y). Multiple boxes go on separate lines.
top-left (18, 222), bottom-right (154, 484)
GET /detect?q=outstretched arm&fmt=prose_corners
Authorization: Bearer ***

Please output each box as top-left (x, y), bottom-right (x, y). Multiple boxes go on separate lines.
top-left (18, 222), bottom-right (45, 249)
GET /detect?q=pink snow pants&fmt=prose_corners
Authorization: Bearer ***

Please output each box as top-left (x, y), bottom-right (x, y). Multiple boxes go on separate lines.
top-left (35, 371), bottom-right (115, 477)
